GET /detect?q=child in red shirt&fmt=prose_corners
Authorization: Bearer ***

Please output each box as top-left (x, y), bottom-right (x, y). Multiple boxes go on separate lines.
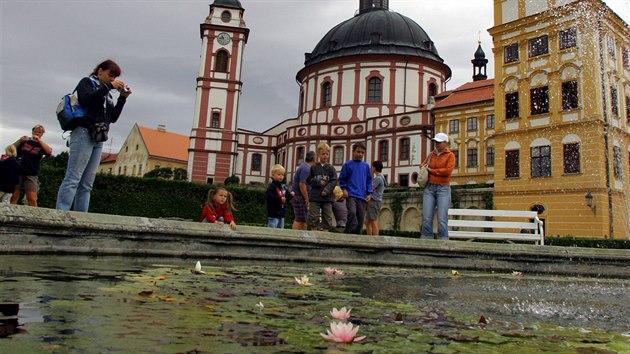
top-left (199, 188), bottom-right (237, 230)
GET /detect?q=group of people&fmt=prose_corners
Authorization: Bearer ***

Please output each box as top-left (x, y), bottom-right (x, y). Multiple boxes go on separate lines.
top-left (1, 59), bottom-right (455, 239)
top-left (268, 141), bottom-right (387, 236)
top-left (200, 132), bottom-right (455, 238)
top-left (0, 59), bottom-right (131, 211)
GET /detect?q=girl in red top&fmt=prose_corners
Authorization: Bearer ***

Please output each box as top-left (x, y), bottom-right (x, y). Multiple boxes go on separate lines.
top-left (200, 188), bottom-right (237, 230)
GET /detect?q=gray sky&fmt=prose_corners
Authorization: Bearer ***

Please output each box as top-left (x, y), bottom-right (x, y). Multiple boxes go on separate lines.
top-left (1, 0), bottom-right (629, 155)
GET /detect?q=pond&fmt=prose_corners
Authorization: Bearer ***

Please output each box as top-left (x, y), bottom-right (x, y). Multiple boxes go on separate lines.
top-left (1, 255), bottom-right (629, 353)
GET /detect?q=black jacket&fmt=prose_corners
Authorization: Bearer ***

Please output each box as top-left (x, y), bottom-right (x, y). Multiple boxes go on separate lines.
top-left (307, 163), bottom-right (337, 203)
top-left (266, 180), bottom-right (292, 218)
top-left (76, 76), bottom-right (126, 128)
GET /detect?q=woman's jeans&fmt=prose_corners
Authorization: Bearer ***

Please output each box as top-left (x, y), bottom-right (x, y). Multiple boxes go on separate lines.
top-left (421, 183), bottom-right (451, 239)
top-left (56, 127), bottom-right (103, 212)
top-left (268, 217), bottom-right (285, 229)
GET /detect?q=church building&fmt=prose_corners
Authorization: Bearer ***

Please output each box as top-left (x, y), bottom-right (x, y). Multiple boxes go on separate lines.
top-left (188, 0), bottom-right (630, 238)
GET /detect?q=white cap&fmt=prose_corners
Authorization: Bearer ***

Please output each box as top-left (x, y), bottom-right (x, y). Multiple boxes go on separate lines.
top-left (432, 132), bottom-right (449, 143)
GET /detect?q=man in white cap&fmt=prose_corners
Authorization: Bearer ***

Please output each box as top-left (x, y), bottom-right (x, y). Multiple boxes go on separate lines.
top-left (420, 132), bottom-right (455, 239)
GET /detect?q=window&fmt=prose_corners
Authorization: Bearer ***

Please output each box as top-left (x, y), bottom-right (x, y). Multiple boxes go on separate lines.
top-left (118, 166), bottom-right (121, 175)
top-left (563, 143), bottom-right (580, 174)
top-left (466, 117), bottom-right (478, 131)
top-left (123, 166), bottom-right (128, 175)
top-left (399, 138), bottom-right (410, 160)
top-left (506, 92), bottom-right (519, 119)
top-left (611, 87), bottom-right (619, 116)
top-left (215, 50), bottom-right (228, 72)
top-left (138, 165), bottom-right (143, 176)
top-left (613, 146), bottom-right (622, 179)
top-left (452, 150), bottom-right (459, 168)
top-left (449, 120), bottom-right (459, 133)
top-left (531, 145), bottom-right (551, 178)
top-left (530, 86), bottom-right (549, 115)
top-left (251, 153), bottom-right (262, 172)
top-left (333, 146), bottom-right (344, 165)
top-left (607, 35), bottom-right (616, 58)
top-left (367, 77), bottom-right (382, 103)
top-left (562, 81), bottom-right (578, 111)
top-left (398, 174), bottom-right (409, 187)
top-left (486, 146), bottom-right (495, 166)
top-left (135, 144), bottom-right (139, 151)
top-left (221, 10), bottom-right (231, 22)
top-left (322, 82), bottom-right (332, 107)
top-left (559, 28), bottom-right (577, 50)
top-left (467, 148), bottom-right (478, 167)
top-left (379, 140), bottom-right (389, 162)
top-left (211, 112), bottom-right (220, 128)
top-left (504, 43), bottom-right (519, 63)
top-left (623, 47), bottom-right (629, 68)
top-left (505, 150), bottom-right (519, 178)
top-left (626, 96), bottom-right (630, 122)
top-left (529, 35), bottom-right (548, 57)
top-left (486, 114), bottom-right (495, 129)
top-left (132, 165), bottom-right (136, 176)
top-left (428, 83), bottom-right (438, 97)
top-left (299, 90), bottom-right (305, 113)
top-left (296, 147), bottom-right (305, 164)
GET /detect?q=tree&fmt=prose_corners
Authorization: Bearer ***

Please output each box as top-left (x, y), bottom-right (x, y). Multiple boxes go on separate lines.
top-left (173, 168), bottom-right (187, 181)
top-left (40, 151), bottom-right (69, 169)
top-left (224, 174), bottom-right (240, 185)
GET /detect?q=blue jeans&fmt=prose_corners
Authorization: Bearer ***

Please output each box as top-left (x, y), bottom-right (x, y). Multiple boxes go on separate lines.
top-left (421, 183), bottom-right (451, 239)
top-left (268, 217), bottom-right (285, 229)
top-left (56, 127), bottom-right (103, 212)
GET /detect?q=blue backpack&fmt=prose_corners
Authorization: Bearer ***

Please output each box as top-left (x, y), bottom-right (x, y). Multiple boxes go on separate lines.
top-left (56, 78), bottom-right (97, 131)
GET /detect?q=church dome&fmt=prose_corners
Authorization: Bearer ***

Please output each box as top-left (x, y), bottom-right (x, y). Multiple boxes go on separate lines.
top-left (211, 0), bottom-right (243, 9)
top-left (304, 8), bottom-right (444, 67)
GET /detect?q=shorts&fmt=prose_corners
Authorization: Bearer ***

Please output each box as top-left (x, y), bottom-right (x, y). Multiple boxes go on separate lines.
top-left (366, 200), bottom-right (382, 220)
top-left (291, 195), bottom-right (308, 222)
top-left (19, 175), bottom-right (39, 193)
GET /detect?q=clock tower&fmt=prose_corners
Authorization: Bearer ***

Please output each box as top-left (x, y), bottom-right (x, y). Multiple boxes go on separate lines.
top-left (188, 0), bottom-right (249, 184)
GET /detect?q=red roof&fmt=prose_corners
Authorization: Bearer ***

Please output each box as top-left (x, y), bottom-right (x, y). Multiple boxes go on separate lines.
top-left (138, 125), bottom-right (189, 163)
top-left (100, 153), bottom-right (118, 163)
top-left (434, 79), bottom-right (494, 109)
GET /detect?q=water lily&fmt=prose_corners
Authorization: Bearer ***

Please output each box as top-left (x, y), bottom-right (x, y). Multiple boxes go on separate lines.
top-left (255, 301), bottom-right (264, 309)
top-left (191, 261), bottom-right (205, 274)
top-left (294, 275), bottom-right (311, 286)
top-left (451, 269), bottom-right (459, 276)
top-left (324, 267), bottom-right (344, 277)
top-left (330, 307), bottom-right (351, 321)
top-left (320, 321), bottom-right (366, 343)
top-left (512, 271), bottom-right (523, 277)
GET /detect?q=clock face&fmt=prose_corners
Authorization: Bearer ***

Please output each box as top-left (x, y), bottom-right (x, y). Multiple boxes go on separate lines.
top-left (217, 32), bottom-right (231, 45)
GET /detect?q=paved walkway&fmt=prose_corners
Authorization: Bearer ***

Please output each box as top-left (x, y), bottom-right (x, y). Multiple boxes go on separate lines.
top-left (1, 204), bottom-right (629, 278)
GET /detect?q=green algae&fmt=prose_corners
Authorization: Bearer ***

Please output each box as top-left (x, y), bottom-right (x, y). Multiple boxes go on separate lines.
top-left (1, 256), bottom-right (629, 353)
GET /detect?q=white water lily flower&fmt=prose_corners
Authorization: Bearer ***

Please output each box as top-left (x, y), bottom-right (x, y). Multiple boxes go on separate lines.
top-left (191, 261), bottom-right (205, 274)
top-left (294, 275), bottom-right (311, 286)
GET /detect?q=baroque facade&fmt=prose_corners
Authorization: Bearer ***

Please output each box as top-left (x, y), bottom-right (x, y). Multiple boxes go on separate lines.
top-left (188, 0), bottom-right (630, 238)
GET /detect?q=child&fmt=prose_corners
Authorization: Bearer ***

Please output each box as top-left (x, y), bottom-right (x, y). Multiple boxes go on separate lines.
top-left (307, 142), bottom-right (337, 231)
top-left (332, 185), bottom-right (347, 232)
top-left (366, 160), bottom-right (386, 236)
top-left (200, 188), bottom-right (237, 230)
top-left (266, 164), bottom-right (294, 228)
top-left (339, 142), bottom-right (372, 234)
top-left (0, 145), bottom-right (20, 204)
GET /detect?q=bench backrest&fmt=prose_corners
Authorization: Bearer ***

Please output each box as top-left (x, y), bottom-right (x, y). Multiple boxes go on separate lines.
top-left (447, 208), bottom-right (544, 244)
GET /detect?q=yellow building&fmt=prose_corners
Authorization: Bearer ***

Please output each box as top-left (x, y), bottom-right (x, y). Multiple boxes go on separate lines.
top-left (99, 124), bottom-right (189, 177)
top-left (489, 0), bottom-right (630, 238)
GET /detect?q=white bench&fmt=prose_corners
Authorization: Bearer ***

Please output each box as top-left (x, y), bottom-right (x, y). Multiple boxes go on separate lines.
top-left (448, 209), bottom-right (545, 245)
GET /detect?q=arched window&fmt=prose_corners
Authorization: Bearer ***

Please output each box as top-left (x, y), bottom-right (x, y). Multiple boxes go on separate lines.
top-left (322, 82), bottom-right (332, 107)
top-left (296, 146), bottom-right (305, 164)
top-left (333, 146), bottom-right (344, 165)
top-left (211, 112), bottom-right (221, 128)
top-left (215, 50), bottom-right (228, 73)
top-left (368, 77), bottom-right (382, 103)
top-left (251, 153), bottom-right (262, 172)
top-left (378, 140), bottom-right (389, 162)
top-left (428, 83), bottom-right (438, 97)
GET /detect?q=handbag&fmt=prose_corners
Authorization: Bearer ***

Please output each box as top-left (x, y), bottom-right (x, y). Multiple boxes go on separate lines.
top-left (417, 152), bottom-right (433, 188)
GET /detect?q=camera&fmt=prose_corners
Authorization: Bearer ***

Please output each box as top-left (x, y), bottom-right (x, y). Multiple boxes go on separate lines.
top-left (123, 85), bottom-right (130, 93)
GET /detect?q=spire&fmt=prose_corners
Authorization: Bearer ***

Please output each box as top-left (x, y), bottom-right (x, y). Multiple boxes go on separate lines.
top-left (359, 0), bottom-right (389, 14)
top-left (471, 41), bottom-right (488, 81)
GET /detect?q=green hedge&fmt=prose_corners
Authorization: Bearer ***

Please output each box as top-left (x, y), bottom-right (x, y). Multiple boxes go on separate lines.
top-left (37, 166), bottom-right (282, 224)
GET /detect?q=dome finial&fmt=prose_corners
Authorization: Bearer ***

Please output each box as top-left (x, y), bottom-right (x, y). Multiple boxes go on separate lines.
top-left (359, 0), bottom-right (389, 14)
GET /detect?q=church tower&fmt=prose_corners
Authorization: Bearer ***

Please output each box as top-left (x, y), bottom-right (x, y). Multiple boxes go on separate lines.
top-left (471, 41), bottom-right (488, 81)
top-left (188, 0), bottom-right (249, 184)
